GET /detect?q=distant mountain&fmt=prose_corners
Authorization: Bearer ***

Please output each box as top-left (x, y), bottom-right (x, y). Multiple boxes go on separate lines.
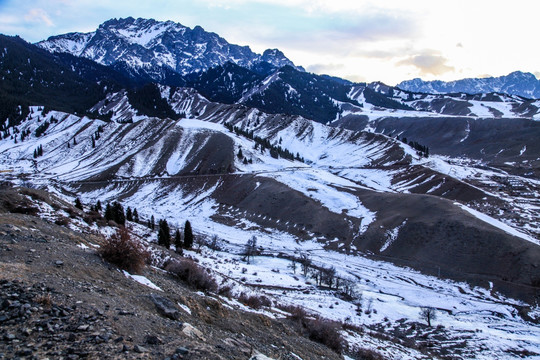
top-left (398, 71), bottom-right (540, 99)
top-left (37, 17), bottom-right (302, 83)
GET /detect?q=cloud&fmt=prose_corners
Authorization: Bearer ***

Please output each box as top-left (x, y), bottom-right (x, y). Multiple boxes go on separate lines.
top-left (397, 52), bottom-right (454, 76)
top-left (306, 63), bottom-right (344, 74)
top-left (24, 8), bottom-right (54, 26)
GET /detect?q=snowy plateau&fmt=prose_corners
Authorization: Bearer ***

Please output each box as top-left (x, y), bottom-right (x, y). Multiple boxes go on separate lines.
top-left (0, 16), bottom-right (540, 360)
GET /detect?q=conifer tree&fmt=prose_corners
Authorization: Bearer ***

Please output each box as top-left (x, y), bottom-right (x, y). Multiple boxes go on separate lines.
top-left (105, 203), bottom-right (113, 221)
top-left (174, 229), bottom-right (182, 253)
top-left (133, 208), bottom-right (139, 223)
top-left (74, 198), bottom-right (83, 210)
top-left (96, 200), bottom-right (102, 212)
top-left (158, 219), bottom-right (171, 249)
top-left (149, 215), bottom-right (155, 230)
top-left (126, 207), bottom-right (133, 222)
top-left (109, 201), bottom-right (125, 225)
top-left (183, 220), bottom-right (193, 249)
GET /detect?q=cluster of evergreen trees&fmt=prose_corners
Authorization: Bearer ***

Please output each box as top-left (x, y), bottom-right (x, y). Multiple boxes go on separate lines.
top-left (398, 136), bottom-right (429, 158)
top-left (75, 198), bottom-right (196, 255)
top-left (34, 121), bottom-right (50, 137)
top-left (33, 145), bottom-right (43, 158)
top-left (224, 122), bottom-right (304, 162)
top-left (157, 218), bottom-right (193, 253)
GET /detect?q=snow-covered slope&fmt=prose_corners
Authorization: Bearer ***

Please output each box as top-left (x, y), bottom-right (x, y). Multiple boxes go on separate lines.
top-left (2, 105), bottom-right (540, 360)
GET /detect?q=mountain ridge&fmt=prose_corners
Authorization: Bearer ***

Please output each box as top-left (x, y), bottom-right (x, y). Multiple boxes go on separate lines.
top-left (37, 17), bottom-right (303, 82)
top-left (398, 71), bottom-right (540, 99)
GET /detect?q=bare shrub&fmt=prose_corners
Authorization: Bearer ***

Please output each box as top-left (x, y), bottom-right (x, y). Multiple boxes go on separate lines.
top-left (305, 318), bottom-right (344, 354)
top-left (218, 285), bottom-right (234, 298)
top-left (279, 304), bottom-right (309, 323)
top-left (99, 227), bottom-right (149, 274)
top-left (54, 217), bottom-right (70, 226)
top-left (238, 293), bottom-right (272, 309)
top-left (35, 293), bottom-right (52, 307)
top-left (165, 258), bottom-right (218, 293)
top-left (351, 348), bottom-right (386, 360)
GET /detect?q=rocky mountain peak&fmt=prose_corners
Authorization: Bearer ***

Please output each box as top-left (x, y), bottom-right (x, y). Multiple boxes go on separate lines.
top-left (36, 17), bottom-right (301, 81)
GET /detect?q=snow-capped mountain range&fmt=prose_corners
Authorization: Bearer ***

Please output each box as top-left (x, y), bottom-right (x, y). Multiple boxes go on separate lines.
top-left (398, 71), bottom-right (540, 99)
top-left (37, 17), bottom-right (301, 83)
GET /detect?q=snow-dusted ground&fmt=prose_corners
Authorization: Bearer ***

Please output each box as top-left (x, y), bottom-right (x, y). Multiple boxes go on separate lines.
top-left (2, 107), bottom-right (540, 358)
top-left (183, 226), bottom-right (540, 360)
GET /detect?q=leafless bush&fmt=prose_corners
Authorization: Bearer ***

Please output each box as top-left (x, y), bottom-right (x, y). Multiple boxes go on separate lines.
top-left (165, 258), bottom-right (218, 293)
top-left (279, 304), bottom-right (310, 323)
top-left (54, 217), bottom-right (70, 226)
top-left (99, 227), bottom-right (149, 274)
top-left (350, 348), bottom-right (385, 360)
top-left (238, 293), bottom-right (272, 309)
top-left (218, 284), bottom-right (234, 298)
top-left (305, 318), bottom-right (344, 354)
top-left (35, 293), bottom-right (52, 307)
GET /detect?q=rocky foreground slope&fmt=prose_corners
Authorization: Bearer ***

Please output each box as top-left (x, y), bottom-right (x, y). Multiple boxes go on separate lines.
top-left (0, 184), bottom-right (347, 360)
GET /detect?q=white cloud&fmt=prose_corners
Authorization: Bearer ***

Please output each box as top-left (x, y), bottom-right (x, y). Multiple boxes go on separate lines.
top-left (24, 8), bottom-right (54, 26)
top-left (397, 53), bottom-right (455, 76)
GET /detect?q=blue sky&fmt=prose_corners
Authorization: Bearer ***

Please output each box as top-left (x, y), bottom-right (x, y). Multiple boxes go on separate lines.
top-left (0, 0), bottom-right (538, 85)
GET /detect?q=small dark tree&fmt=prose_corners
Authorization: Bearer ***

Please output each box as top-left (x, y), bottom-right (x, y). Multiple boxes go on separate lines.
top-left (237, 148), bottom-right (243, 159)
top-left (243, 235), bottom-right (258, 264)
top-left (158, 219), bottom-right (171, 249)
top-left (183, 220), bottom-right (193, 249)
top-left (126, 207), bottom-right (133, 222)
top-left (96, 200), bottom-right (102, 212)
top-left (105, 203), bottom-right (113, 221)
top-left (111, 201), bottom-right (125, 225)
top-left (420, 307), bottom-right (437, 327)
top-left (133, 208), bottom-right (139, 223)
top-left (148, 215), bottom-right (155, 230)
top-left (299, 253), bottom-right (312, 277)
top-left (74, 198), bottom-right (83, 210)
top-left (174, 229), bottom-right (183, 253)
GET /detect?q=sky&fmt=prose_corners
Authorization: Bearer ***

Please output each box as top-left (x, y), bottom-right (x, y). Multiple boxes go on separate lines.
top-left (0, 0), bottom-right (539, 85)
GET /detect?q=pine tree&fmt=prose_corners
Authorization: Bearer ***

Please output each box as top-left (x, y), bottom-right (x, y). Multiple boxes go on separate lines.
top-left (105, 203), bottom-right (113, 221)
top-left (96, 200), bottom-right (102, 212)
top-left (91, 135), bottom-right (96, 148)
top-left (74, 198), bottom-right (83, 210)
top-left (149, 215), bottom-right (155, 230)
top-left (183, 220), bottom-right (193, 249)
top-left (133, 208), bottom-right (139, 223)
top-left (112, 202), bottom-right (125, 225)
top-left (126, 207), bottom-right (133, 222)
top-left (33, 149), bottom-right (37, 158)
top-left (157, 219), bottom-right (171, 249)
top-left (174, 229), bottom-right (182, 253)
top-left (237, 148), bottom-right (243, 159)
top-left (38, 145), bottom-right (43, 156)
